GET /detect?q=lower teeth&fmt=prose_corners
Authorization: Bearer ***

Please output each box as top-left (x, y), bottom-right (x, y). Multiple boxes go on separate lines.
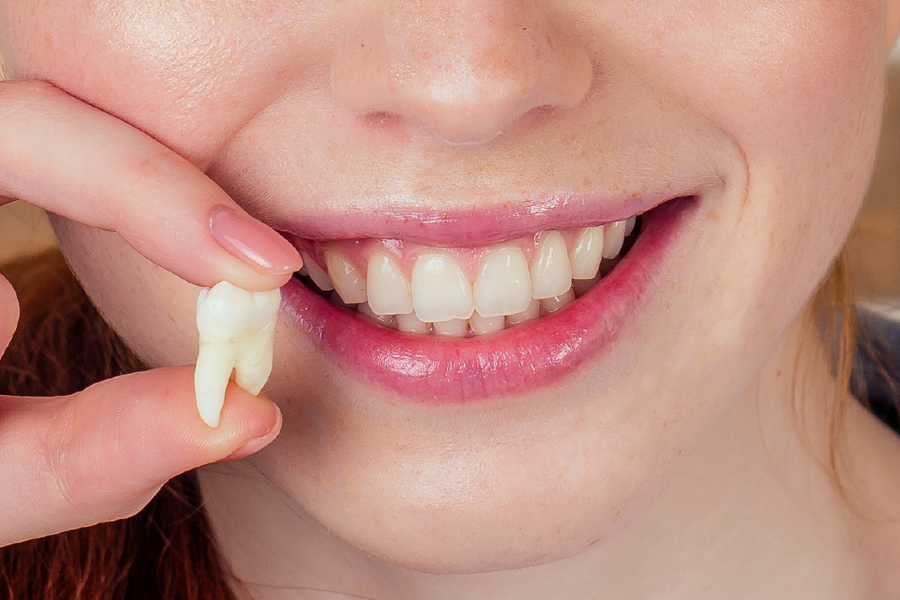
top-left (293, 217), bottom-right (641, 337)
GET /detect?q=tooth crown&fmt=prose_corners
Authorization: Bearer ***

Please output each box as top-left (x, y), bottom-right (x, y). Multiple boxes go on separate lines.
top-left (295, 218), bottom-right (635, 336)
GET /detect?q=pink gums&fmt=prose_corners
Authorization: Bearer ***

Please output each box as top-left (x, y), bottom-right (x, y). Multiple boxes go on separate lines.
top-left (281, 197), bottom-right (693, 403)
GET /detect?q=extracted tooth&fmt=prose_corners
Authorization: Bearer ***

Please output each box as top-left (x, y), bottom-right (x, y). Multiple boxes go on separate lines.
top-left (541, 288), bottom-right (575, 314)
top-left (411, 252), bottom-right (474, 322)
top-left (324, 250), bottom-right (366, 304)
top-left (195, 281), bottom-right (280, 428)
top-left (367, 252), bottom-right (414, 316)
top-left (506, 298), bottom-right (540, 326)
top-left (602, 221), bottom-right (626, 258)
top-left (473, 247), bottom-right (532, 318)
top-left (624, 216), bottom-right (637, 237)
top-left (358, 302), bottom-right (397, 329)
top-left (569, 226), bottom-right (604, 280)
top-left (300, 252), bottom-right (334, 291)
top-left (530, 231), bottom-right (572, 299)
top-left (433, 318), bottom-right (468, 338)
top-left (397, 311), bottom-right (430, 334)
top-left (469, 311), bottom-right (505, 335)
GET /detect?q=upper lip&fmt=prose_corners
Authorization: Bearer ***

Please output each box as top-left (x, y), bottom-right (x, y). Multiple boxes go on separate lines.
top-left (269, 188), bottom-right (706, 246)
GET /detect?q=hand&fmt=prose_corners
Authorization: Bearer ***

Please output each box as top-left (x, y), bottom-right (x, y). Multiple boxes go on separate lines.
top-left (0, 80), bottom-right (297, 547)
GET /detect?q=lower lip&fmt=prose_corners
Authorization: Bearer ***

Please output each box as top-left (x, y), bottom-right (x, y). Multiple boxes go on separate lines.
top-left (281, 196), bottom-right (694, 404)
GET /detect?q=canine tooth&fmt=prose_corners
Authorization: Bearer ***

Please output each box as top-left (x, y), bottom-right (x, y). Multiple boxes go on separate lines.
top-left (602, 221), bottom-right (626, 258)
top-left (569, 226), bottom-right (604, 280)
top-left (624, 216), bottom-right (636, 236)
top-left (411, 253), bottom-right (474, 322)
top-left (469, 311), bottom-right (505, 335)
top-left (300, 251), bottom-right (334, 291)
top-left (531, 231), bottom-right (572, 299)
top-left (324, 250), bottom-right (366, 304)
top-left (195, 281), bottom-right (280, 428)
top-left (433, 318), bottom-right (468, 337)
top-left (506, 298), bottom-right (540, 326)
top-left (367, 252), bottom-right (414, 315)
top-left (358, 302), bottom-right (397, 328)
top-left (473, 247), bottom-right (532, 318)
top-left (397, 311), bottom-right (430, 334)
top-left (541, 288), bottom-right (575, 314)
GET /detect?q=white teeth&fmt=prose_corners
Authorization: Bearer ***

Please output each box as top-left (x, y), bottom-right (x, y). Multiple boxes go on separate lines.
top-left (569, 226), bottom-right (604, 280)
top-left (300, 252), bottom-right (334, 291)
top-left (411, 253), bottom-right (474, 322)
top-left (433, 318), bottom-right (468, 337)
top-left (602, 220), bottom-right (626, 259)
top-left (473, 247), bottom-right (532, 318)
top-left (195, 281), bottom-right (280, 428)
top-left (367, 252), bottom-right (414, 316)
top-left (530, 231), bottom-right (572, 299)
top-left (541, 288), bottom-right (575, 314)
top-left (324, 250), bottom-right (367, 304)
top-left (506, 298), bottom-right (540, 326)
top-left (397, 311), bottom-right (430, 334)
top-left (624, 216), bottom-right (636, 237)
top-left (469, 311), bottom-right (506, 335)
top-left (358, 301), bottom-right (397, 329)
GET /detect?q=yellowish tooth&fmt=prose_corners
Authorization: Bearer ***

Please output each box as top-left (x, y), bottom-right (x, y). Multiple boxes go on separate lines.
top-left (530, 231), bottom-right (572, 299)
top-left (469, 311), bottom-right (505, 335)
top-left (300, 251), bottom-right (334, 291)
top-left (397, 312), bottom-right (430, 334)
top-left (358, 301), bottom-right (396, 328)
top-left (624, 216), bottom-right (636, 236)
top-left (602, 221), bottom-right (626, 259)
top-left (541, 288), bottom-right (576, 314)
top-left (506, 298), bottom-right (540, 326)
top-left (569, 226), bottom-right (604, 280)
top-left (473, 247), bottom-right (532, 318)
top-left (433, 318), bottom-right (468, 337)
top-left (411, 252), bottom-right (474, 322)
top-left (324, 250), bottom-right (367, 304)
top-left (367, 252), bottom-right (414, 316)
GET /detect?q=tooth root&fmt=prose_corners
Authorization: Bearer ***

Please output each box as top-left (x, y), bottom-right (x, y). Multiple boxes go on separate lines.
top-left (469, 311), bottom-right (505, 335)
top-left (324, 250), bottom-right (367, 304)
top-left (506, 298), bottom-right (540, 326)
top-left (569, 226), bottom-right (604, 280)
top-left (433, 318), bottom-right (468, 338)
top-left (397, 311), bottom-right (430, 334)
top-left (602, 221), bottom-right (627, 259)
top-left (194, 340), bottom-right (240, 428)
top-left (473, 247), bottom-right (532, 318)
top-left (195, 282), bottom-right (281, 428)
top-left (367, 252), bottom-right (414, 315)
top-left (531, 231), bottom-right (572, 299)
top-left (624, 216), bottom-right (637, 237)
top-left (358, 301), bottom-right (397, 328)
top-left (411, 253), bottom-right (474, 322)
top-left (300, 251), bottom-right (334, 291)
top-left (541, 288), bottom-right (576, 315)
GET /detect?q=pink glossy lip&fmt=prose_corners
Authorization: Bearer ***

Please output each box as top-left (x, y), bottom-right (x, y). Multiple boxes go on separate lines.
top-left (281, 196), bottom-right (694, 403)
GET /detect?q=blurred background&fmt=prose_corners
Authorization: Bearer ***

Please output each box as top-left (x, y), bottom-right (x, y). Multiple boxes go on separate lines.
top-left (3, 51), bottom-right (900, 302)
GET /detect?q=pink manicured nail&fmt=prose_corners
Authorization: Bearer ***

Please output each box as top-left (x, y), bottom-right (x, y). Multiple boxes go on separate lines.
top-left (209, 207), bottom-right (301, 274)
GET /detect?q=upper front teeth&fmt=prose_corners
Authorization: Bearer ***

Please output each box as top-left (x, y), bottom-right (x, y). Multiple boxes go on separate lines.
top-left (299, 217), bottom-right (636, 332)
top-left (195, 281), bottom-right (280, 428)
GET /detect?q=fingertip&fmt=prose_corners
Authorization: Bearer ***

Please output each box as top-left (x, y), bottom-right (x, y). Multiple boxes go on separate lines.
top-left (209, 383), bottom-right (282, 460)
top-left (0, 274), bottom-right (19, 353)
top-left (209, 207), bottom-right (302, 286)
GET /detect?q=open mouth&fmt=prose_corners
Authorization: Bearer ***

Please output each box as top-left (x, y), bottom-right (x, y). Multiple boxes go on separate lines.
top-left (288, 217), bottom-right (640, 337)
top-left (279, 195), bottom-right (694, 402)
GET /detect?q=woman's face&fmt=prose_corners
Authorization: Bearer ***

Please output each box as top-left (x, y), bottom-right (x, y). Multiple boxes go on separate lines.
top-left (1, 0), bottom-right (894, 573)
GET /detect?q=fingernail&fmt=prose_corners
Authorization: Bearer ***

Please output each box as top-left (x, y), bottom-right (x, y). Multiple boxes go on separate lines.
top-left (217, 405), bottom-right (283, 463)
top-left (209, 207), bottom-right (301, 275)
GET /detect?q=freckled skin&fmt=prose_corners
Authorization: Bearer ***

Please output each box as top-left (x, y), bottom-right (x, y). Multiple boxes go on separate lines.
top-left (3, 0), bottom-right (900, 595)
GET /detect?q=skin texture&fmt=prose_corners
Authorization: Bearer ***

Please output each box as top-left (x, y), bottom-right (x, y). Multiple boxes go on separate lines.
top-left (2, 1), bottom-right (900, 598)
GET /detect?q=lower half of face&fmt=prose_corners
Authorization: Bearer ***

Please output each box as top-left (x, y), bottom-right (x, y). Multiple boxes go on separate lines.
top-left (15, 0), bottom-right (889, 573)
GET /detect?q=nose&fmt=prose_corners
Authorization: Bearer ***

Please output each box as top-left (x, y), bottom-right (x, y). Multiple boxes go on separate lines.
top-left (332, 0), bottom-right (594, 145)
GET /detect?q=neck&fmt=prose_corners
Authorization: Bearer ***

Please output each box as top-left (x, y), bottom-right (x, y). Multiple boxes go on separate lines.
top-left (198, 318), bottom-right (899, 600)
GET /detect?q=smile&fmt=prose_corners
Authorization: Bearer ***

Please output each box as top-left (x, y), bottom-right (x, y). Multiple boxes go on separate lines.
top-left (280, 195), bottom-right (695, 403)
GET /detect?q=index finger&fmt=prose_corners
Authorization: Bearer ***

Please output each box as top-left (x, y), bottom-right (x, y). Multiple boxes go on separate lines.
top-left (0, 80), bottom-right (301, 291)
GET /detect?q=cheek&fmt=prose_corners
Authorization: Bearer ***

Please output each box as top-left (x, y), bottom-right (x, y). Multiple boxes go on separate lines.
top-left (50, 216), bottom-right (201, 368)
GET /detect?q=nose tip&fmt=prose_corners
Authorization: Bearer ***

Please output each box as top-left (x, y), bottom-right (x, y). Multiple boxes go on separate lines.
top-left (332, 4), bottom-right (594, 145)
